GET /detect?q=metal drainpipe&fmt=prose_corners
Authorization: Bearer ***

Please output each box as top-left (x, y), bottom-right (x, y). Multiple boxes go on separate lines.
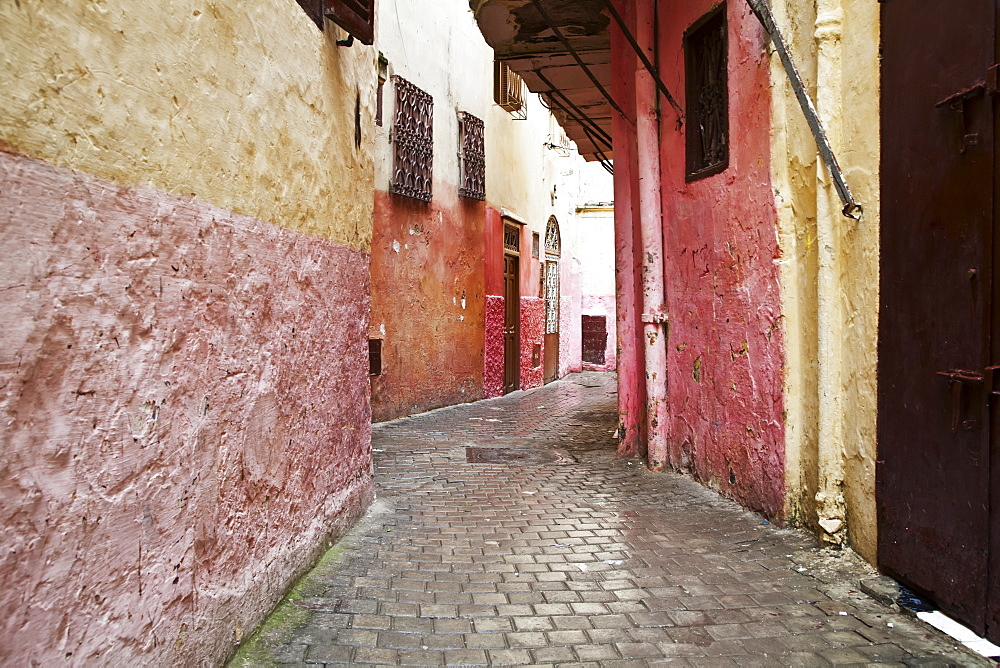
top-left (635, 0), bottom-right (670, 471)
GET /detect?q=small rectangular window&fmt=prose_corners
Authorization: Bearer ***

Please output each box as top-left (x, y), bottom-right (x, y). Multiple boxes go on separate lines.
top-left (494, 60), bottom-right (527, 120)
top-left (685, 4), bottom-right (729, 181)
top-left (369, 339), bottom-right (382, 376)
top-left (390, 75), bottom-right (434, 203)
top-left (503, 222), bottom-right (520, 253)
top-left (458, 112), bottom-right (485, 200)
top-left (531, 232), bottom-right (540, 258)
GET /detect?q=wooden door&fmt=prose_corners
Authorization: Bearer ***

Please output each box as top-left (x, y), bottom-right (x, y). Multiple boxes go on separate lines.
top-left (878, 0), bottom-right (998, 638)
top-left (503, 253), bottom-right (520, 394)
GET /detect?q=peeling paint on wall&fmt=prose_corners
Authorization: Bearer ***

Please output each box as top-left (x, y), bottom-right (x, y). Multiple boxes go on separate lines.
top-left (369, 187), bottom-right (486, 421)
top-left (0, 153), bottom-right (374, 665)
top-left (654, 0), bottom-right (786, 517)
top-left (0, 0), bottom-right (375, 249)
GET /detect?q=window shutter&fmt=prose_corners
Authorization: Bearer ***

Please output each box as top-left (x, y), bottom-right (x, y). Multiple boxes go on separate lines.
top-left (326, 0), bottom-right (375, 45)
top-left (295, 0), bottom-right (325, 29)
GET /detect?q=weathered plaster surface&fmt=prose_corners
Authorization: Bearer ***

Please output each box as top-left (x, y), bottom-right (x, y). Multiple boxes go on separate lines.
top-left (582, 295), bottom-right (618, 371)
top-left (771, 0), bottom-right (880, 559)
top-left (656, 0), bottom-right (786, 517)
top-left (369, 187), bottom-right (486, 421)
top-left (0, 0), bottom-right (374, 249)
top-left (520, 297), bottom-right (546, 390)
top-left (559, 267), bottom-right (584, 377)
top-left (610, 6), bottom-right (646, 456)
top-left (484, 295), bottom-right (505, 398)
top-left (0, 153), bottom-right (374, 665)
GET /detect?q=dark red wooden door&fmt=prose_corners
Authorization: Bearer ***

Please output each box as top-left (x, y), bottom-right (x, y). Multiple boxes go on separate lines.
top-left (503, 254), bottom-right (520, 394)
top-left (878, 0), bottom-right (998, 638)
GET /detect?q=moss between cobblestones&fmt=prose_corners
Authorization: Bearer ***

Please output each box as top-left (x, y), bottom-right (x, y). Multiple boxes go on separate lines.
top-left (227, 542), bottom-right (350, 667)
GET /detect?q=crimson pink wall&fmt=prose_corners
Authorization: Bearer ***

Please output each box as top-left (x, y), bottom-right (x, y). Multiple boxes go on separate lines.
top-left (611, 0), bottom-right (647, 456)
top-left (0, 152), bottom-right (374, 664)
top-left (655, 0), bottom-right (785, 516)
top-left (519, 297), bottom-right (545, 390)
top-left (370, 186), bottom-right (486, 421)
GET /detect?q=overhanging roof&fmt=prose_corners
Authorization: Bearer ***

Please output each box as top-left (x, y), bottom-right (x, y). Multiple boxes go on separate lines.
top-left (470, 0), bottom-right (613, 163)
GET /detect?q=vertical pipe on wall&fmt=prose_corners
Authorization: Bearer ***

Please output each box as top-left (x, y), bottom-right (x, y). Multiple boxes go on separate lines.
top-left (813, 1), bottom-right (848, 545)
top-left (635, 0), bottom-right (670, 471)
top-left (612, 0), bottom-right (645, 458)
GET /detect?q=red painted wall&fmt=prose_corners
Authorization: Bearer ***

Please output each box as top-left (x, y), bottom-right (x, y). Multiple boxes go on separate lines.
top-left (370, 185), bottom-right (486, 421)
top-left (519, 296), bottom-right (545, 390)
top-left (611, 0), bottom-right (647, 456)
top-left (0, 152), bottom-right (374, 664)
top-left (656, 0), bottom-right (785, 516)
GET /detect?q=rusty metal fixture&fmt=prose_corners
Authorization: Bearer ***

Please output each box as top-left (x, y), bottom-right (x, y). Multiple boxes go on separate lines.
top-left (529, 0), bottom-right (626, 120)
top-left (745, 0), bottom-right (862, 219)
top-left (601, 0), bottom-right (683, 120)
top-left (458, 112), bottom-right (486, 200)
top-left (390, 75), bottom-right (434, 203)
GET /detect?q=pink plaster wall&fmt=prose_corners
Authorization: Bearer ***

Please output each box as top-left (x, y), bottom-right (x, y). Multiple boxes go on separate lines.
top-left (610, 1), bottom-right (647, 456)
top-left (654, 0), bottom-right (786, 517)
top-left (519, 297), bottom-right (545, 390)
top-left (582, 294), bottom-right (617, 372)
top-left (0, 152), bottom-right (374, 665)
top-left (558, 263), bottom-right (583, 377)
top-left (484, 294), bottom-right (505, 398)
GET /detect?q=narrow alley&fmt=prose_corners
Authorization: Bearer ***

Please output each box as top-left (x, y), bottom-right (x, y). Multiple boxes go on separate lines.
top-left (232, 373), bottom-right (986, 667)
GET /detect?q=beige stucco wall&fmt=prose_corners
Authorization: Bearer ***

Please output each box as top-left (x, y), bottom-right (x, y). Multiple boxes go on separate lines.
top-left (0, 0), bottom-right (375, 249)
top-left (771, 0), bottom-right (880, 562)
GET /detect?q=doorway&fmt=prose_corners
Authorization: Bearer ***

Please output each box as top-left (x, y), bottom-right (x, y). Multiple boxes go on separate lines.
top-left (503, 223), bottom-right (521, 394)
top-left (878, 0), bottom-right (999, 640)
top-left (543, 216), bottom-right (561, 384)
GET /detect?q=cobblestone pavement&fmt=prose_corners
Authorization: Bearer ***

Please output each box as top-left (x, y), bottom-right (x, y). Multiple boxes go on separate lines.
top-left (233, 372), bottom-right (990, 667)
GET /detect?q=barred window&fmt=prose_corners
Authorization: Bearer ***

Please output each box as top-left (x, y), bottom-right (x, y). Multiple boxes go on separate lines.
top-left (544, 217), bottom-right (561, 334)
top-left (458, 112), bottom-right (485, 201)
top-left (390, 75), bottom-right (434, 203)
top-left (685, 4), bottom-right (729, 180)
top-left (503, 223), bottom-right (520, 253)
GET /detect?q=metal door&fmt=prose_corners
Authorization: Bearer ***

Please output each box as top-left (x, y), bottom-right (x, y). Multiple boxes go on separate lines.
top-left (503, 253), bottom-right (521, 394)
top-left (582, 315), bottom-right (607, 365)
top-left (878, 0), bottom-right (997, 638)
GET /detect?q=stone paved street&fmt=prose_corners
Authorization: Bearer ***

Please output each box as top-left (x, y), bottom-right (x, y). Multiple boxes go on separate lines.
top-left (232, 373), bottom-right (990, 666)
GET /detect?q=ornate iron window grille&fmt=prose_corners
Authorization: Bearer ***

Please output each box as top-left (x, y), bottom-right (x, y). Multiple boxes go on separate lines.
top-left (684, 4), bottom-right (729, 181)
top-left (504, 223), bottom-right (520, 253)
top-left (544, 260), bottom-right (560, 334)
top-left (544, 216), bottom-right (561, 257)
top-left (458, 112), bottom-right (485, 201)
top-left (544, 217), bottom-right (561, 334)
top-left (390, 75), bottom-right (434, 203)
